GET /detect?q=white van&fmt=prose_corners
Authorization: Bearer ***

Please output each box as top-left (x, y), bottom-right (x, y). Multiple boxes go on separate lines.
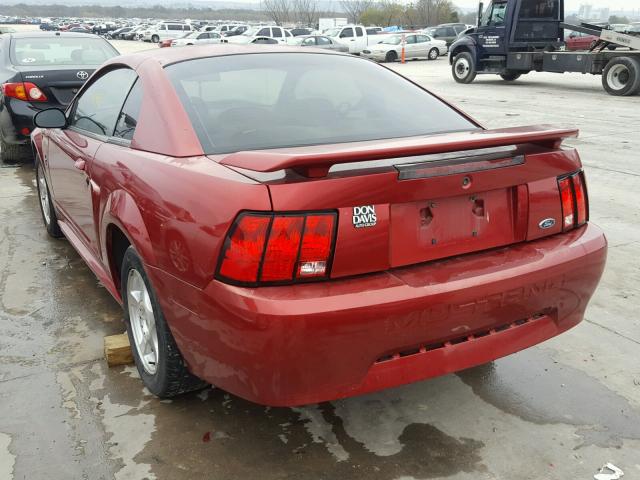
top-left (142, 22), bottom-right (196, 43)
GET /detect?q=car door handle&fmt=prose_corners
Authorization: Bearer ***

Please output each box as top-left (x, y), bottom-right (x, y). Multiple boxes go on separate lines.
top-left (74, 159), bottom-right (86, 171)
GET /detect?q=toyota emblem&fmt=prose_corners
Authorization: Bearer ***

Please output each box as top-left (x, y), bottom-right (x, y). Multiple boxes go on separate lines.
top-left (76, 71), bottom-right (89, 80)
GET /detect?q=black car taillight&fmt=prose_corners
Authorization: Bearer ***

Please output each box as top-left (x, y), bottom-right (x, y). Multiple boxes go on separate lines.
top-left (558, 171), bottom-right (588, 232)
top-left (2, 82), bottom-right (48, 102)
top-left (216, 211), bottom-right (337, 286)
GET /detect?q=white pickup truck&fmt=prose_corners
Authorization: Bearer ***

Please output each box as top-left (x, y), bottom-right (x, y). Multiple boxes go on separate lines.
top-left (323, 25), bottom-right (387, 54)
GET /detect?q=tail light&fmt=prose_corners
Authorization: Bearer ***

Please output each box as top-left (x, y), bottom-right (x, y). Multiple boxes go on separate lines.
top-left (217, 212), bottom-right (337, 286)
top-left (558, 171), bottom-right (588, 232)
top-left (2, 82), bottom-right (48, 102)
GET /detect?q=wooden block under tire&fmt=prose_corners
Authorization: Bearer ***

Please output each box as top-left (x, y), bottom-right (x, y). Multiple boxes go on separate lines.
top-left (104, 333), bottom-right (134, 367)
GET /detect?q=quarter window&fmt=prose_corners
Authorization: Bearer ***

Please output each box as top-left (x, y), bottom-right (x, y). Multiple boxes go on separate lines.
top-left (113, 80), bottom-right (143, 141)
top-left (70, 68), bottom-right (137, 137)
top-left (257, 27), bottom-right (270, 36)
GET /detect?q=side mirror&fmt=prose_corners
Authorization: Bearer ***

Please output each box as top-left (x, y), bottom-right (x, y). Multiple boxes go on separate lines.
top-left (34, 108), bottom-right (67, 129)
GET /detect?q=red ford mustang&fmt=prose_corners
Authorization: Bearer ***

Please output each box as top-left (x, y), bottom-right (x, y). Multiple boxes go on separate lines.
top-left (31, 45), bottom-right (607, 406)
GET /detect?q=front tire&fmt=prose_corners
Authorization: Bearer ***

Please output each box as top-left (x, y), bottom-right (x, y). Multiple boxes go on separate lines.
top-left (385, 50), bottom-right (398, 63)
top-left (428, 47), bottom-right (439, 60)
top-left (121, 247), bottom-right (206, 398)
top-left (35, 156), bottom-right (63, 238)
top-left (452, 51), bottom-right (477, 84)
top-left (151, 35), bottom-right (159, 43)
top-left (602, 57), bottom-right (640, 96)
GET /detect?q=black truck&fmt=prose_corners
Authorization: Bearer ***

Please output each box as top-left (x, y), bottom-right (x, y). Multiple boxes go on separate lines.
top-left (448, 0), bottom-right (640, 96)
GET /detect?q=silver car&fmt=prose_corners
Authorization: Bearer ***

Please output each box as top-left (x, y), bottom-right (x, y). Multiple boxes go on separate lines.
top-left (294, 35), bottom-right (349, 52)
top-left (171, 31), bottom-right (222, 47)
top-left (362, 33), bottom-right (447, 63)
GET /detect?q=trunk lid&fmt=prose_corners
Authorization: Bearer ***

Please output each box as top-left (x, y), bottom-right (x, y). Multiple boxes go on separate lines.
top-left (217, 126), bottom-right (581, 278)
top-left (15, 67), bottom-right (94, 107)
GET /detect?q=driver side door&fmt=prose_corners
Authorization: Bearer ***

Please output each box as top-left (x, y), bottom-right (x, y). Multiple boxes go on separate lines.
top-left (47, 68), bottom-right (137, 254)
top-left (477, 1), bottom-right (508, 56)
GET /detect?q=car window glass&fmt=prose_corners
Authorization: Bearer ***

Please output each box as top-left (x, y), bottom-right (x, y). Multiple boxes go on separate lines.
top-left (11, 37), bottom-right (116, 66)
top-left (158, 25), bottom-right (166, 30)
top-left (416, 35), bottom-right (429, 43)
top-left (70, 69), bottom-right (137, 136)
top-left (317, 36), bottom-right (331, 45)
top-left (446, 27), bottom-right (456, 36)
top-left (272, 28), bottom-right (282, 37)
top-left (198, 33), bottom-right (208, 39)
top-left (168, 25), bottom-right (181, 31)
top-left (489, 2), bottom-right (507, 25)
top-left (257, 28), bottom-right (270, 36)
top-left (302, 37), bottom-right (315, 46)
top-left (285, 30), bottom-right (292, 37)
top-left (341, 28), bottom-right (354, 38)
top-left (113, 79), bottom-right (143, 141)
top-left (519, 0), bottom-right (558, 18)
top-left (356, 27), bottom-right (364, 37)
top-left (406, 35), bottom-right (416, 44)
top-left (167, 54), bottom-right (475, 154)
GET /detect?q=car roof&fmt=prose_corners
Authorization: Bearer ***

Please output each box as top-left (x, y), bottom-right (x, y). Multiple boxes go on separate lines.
top-left (108, 44), bottom-right (344, 68)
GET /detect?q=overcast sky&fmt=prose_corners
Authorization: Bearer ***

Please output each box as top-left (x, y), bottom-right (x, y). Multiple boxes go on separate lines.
top-left (453, 0), bottom-right (639, 10)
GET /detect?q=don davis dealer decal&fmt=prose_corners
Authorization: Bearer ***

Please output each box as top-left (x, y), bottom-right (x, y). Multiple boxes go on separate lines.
top-left (353, 205), bottom-right (377, 228)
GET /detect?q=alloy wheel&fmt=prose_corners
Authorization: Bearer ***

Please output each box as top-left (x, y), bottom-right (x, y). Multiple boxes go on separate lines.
top-left (127, 269), bottom-right (159, 374)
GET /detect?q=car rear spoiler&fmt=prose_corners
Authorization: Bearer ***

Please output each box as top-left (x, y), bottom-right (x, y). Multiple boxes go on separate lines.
top-left (219, 125), bottom-right (578, 178)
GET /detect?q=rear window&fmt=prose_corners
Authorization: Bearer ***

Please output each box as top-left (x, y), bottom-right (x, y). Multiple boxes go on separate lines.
top-left (11, 37), bottom-right (117, 66)
top-left (166, 53), bottom-right (477, 155)
top-left (518, 0), bottom-right (559, 18)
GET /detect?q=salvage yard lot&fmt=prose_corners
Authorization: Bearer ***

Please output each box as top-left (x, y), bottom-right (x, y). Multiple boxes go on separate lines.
top-left (1, 29), bottom-right (639, 480)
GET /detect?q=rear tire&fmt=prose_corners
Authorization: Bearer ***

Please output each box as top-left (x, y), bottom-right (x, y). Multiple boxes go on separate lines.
top-left (602, 57), bottom-right (640, 96)
top-left (500, 70), bottom-right (522, 81)
top-left (151, 35), bottom-right (159, 43)
top-left (385, 50), bottom-right (398, 63)
top-left (121, 247), bottom-right (206, 398)
top-left (428, 47), bottom-right (439, 61)
top-left (1, 135), bottom-right (30, 164)
top-left (35, 155), bottom-right (63, 238)
top-left (452, 51), bottom-right (477, 84)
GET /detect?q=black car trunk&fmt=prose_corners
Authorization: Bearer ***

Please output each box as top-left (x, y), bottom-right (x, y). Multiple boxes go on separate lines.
top-left (14, 66), bottom-right (94, 108)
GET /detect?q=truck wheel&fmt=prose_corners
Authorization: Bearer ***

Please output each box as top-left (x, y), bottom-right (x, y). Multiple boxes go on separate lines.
top-left (500, 71), bottom-right (522, 81)
top-left (452, 52), bottom-right (477, 84)
top-left (121, 246), bottom-right (207, 398)
top-left (151, 35), bottom-right (159, 43)
top-left (385, 50), bottom-right (398, 63)
top-left (428, 47), bottom-right (439, 60)
top-left (602, 57), bottom-right (640, 96)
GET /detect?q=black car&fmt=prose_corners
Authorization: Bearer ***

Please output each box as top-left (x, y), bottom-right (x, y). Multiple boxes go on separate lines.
top-left (0, 32), bottom-right (118, 163)
top-left (290, 28), bottom-right (312, 36)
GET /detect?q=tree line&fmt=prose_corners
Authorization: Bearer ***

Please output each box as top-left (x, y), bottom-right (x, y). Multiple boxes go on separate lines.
top-left (3, 0), bottom-right (464, 27)
top-left (261, 0), bottom-right (461, 27)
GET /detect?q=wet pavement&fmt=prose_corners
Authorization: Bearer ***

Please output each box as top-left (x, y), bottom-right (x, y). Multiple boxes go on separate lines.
top-left (1, 40), bottom-right (640, 480)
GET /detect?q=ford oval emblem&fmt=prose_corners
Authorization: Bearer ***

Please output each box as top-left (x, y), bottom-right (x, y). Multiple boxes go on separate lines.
top-left (538, 218), bottom-right (556, 229)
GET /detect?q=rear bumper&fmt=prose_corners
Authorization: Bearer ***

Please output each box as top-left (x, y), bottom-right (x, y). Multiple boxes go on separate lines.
top-left (148, 223), bottom-right (607, 406)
